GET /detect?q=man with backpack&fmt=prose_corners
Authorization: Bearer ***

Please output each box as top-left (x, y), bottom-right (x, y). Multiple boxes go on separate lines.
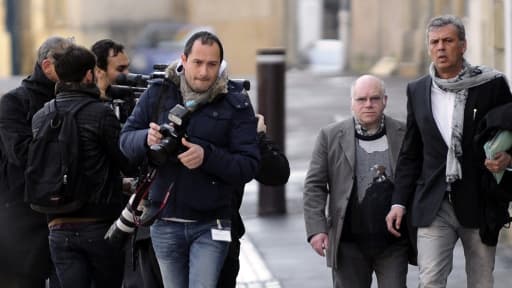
top-left (0, 36), bottom-right (73, 288)
top-left (30, 44), bottom-right (135, 288)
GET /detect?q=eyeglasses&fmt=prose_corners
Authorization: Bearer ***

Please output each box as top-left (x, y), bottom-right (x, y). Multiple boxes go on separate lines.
top-left (353, 96), bottom-right (384, 104)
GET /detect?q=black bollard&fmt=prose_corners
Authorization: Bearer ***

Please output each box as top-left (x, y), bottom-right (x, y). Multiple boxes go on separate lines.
top-left (256, 48), bottom-right (286, 215)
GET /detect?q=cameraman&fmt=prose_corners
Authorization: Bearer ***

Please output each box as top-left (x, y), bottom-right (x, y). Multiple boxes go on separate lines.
top-left (92, 39), bottom-right (163, 288)
top-left (119, 31), bottom-right (260, 287)
top-left (91, 39), bottom-right (129, 100)
top-left (91, 39), bottom-right (136, 123)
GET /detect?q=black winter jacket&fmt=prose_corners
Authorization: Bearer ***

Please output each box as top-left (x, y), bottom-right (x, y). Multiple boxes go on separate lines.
top-left (475, 102), bottom-right (512, 245)
top-left (231, 132), bottom-right (290, 239)
top-left (31, 82), bottom-right (136, 222)
top-left (0, 64), bottom-right (55, 205)
top-left (0, 63), bottom-right (54, 278)
top-left (120, 79), bottom-right (260, 220)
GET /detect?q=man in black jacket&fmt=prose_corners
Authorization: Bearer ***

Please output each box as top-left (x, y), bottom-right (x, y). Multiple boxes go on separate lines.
top-left (92, 39), bottom-right (163, 288)
top-left (0, 36), bottom-right (73, 288)
top-left (385, 15), bottom-right (512, 288)
top-left (91, 39), bottom-right (130, 100)
top-left (31, 44), bottom-right (134, 288)
top-left (217, 113), bottom-right (290, 288)
top-left (91, 39), bottom-right (136, 123)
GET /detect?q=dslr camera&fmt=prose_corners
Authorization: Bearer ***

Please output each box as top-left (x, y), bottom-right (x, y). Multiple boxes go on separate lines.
top-left (147, 104), bottom-right (190, 166)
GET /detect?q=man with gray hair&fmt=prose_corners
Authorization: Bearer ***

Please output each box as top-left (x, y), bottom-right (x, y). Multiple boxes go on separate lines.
top-left (304, 74), bottom-right (409, 287)
top-left (0, 36), bottom-right (73, 288)
top-left (386, 15), bottom-right (512, 287)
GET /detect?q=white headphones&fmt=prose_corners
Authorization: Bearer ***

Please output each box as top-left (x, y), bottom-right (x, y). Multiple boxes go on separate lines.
top-left (175, 59), bottom-right (227, 78)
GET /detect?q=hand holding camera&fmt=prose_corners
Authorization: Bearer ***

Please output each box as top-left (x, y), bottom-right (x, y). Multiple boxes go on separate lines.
top-left (147, 104), bottom-right (190, 166)
top-left (147, 122), bottom-right (164, 147)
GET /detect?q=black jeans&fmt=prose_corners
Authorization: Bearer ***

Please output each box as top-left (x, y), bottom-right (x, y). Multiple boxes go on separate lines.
top-left (123, 236), bottom-right (163, 288)
top-left (217, 238), bottom-right (241, 288)
top-left (49, 222), bottom-right (124, 288)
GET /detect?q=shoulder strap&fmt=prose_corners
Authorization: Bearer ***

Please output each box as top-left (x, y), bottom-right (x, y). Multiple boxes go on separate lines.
top-left (151, 81), bottom-right (173, 123)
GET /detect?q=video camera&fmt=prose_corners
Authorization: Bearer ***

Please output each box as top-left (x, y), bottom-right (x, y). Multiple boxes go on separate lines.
top-left (110, 64), bottom-right (168, 98)
top-left (115, 67), bottom-right (167, 88)
top-left (106, 65), bottom-right (168, 123)
top-left (110, 63), bottom-right (251, 98)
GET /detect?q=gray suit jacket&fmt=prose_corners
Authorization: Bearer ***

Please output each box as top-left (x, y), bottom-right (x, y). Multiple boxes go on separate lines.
top-left (303, 116), bottom-right (405, 268)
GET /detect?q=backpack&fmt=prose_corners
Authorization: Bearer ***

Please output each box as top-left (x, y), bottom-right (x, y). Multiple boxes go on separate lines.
top-left (25, 99), bottom-right (95, 214)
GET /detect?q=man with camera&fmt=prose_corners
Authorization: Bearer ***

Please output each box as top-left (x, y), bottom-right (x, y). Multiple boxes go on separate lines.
top-left (119, 31), bottom-right (260, 287)
top-left (92, 38), bottom-right (165, 288)
top-left (91, 39), bottom-right (137, 123)
top-left (91, 39), bottom-right (129, 100)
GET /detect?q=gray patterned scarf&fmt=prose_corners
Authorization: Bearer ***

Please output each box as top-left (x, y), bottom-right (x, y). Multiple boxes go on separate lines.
top-left (354, 115), bottom-right (385, 137)
top-left (429, 60), bottom-right (503, 183)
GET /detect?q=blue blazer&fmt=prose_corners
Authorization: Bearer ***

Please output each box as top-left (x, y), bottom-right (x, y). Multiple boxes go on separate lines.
top-left (120, 79), bottom-right (260, 220)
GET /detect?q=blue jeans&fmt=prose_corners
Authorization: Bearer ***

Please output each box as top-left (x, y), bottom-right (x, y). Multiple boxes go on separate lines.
top-left (49, 222), bottom-right (124, 288)
top-left (151, 219), bottom-right (230, 288)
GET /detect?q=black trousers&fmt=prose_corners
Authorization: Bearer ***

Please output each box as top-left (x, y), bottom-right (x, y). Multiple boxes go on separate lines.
top-left (123, 237), bottom-right (163, 288)
top-left (217, 238), bottom-right (241, 288)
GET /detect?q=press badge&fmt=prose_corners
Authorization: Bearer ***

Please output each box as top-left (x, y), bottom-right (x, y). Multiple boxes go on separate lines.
top-left (211, 219), bottom-right (231, 242)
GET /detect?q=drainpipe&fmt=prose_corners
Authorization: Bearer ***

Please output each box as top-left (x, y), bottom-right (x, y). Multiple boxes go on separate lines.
top-left (505, 0), bottom-right (512, 85)
top-left (6, 0), bottom-right (19, 75)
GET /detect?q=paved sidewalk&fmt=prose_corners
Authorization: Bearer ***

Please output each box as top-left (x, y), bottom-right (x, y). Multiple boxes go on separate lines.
top-left (235, 180), bottom-right (329, 288)
top-left (3, 70), bottom-right (512, 287)
top-left (235, 69), bottom-right (512, 288)
top-left (237, 177), bottom-right (512, 288)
